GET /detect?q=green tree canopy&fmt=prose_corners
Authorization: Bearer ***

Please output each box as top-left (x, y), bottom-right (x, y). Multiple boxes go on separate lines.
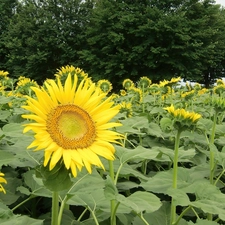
top-left (79, 0), bottom-right (225, 87)
top-left (0, 0), bottom-right (18, 69)
top-left (3, 0), bottom-right (94, 82)
top-left (1, 0), bottom-right (225, 87)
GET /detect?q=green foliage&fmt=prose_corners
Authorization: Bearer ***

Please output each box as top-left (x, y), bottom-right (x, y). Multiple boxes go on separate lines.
top-left (79, 0), bottom-right (225, 87)
top-left (3, 0), bottom-right (94, 82)
top-left (1, 0), bottom-right (225, 87)
top-left (3, 59), bottom-right (225, 224)
top-left (0, 0), bottom-right (18, 69)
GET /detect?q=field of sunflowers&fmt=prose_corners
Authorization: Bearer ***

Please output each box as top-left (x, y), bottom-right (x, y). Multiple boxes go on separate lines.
top-left (1, 66), bottom-right (225, 225)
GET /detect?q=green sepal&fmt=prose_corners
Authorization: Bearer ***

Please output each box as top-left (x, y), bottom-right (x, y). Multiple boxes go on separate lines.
top-left (36, 160), bottom-right (73, 192)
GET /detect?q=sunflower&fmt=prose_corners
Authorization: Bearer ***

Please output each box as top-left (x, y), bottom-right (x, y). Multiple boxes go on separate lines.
top-left (211, 97), bottom-right (225, 113)
top-left (122, 79), bottom-right (134, 90)
top-left (22, 74), bottom-right (123, 177)
top-left (129, 87), bottom-right (143, 104)
top-left (120, 89), bottom-right (127, 96)
top-left (185, 82), bottom-right (192, 91)
top-left (138, 76), bottom-right (152, 90)
top-left (164, 104), bottom-right (201, 130)
top-left (0, 70), bottom-right (9, 78)
top-left (0, 172), bottom-right (7, 194)
top-left (148, 84), bottom-right (160, 95)
top-left (55, 65), bottom-right (89, 85)
top-left (119, 101), bottom-right (132, 118)
top-left (216, 79), bottom-right (225, 86)
top-left (97, 79), bottom-right (113, 94)
top-left (181, 90), bottom-right (195, 101)
top-left (159, 79), bottom-right (170, 87)
top-left (169, 77), bottom-right (181, 86)
top-left (193, 83), bottom-right (201, 91)
top-left (214, 84), bottom-right (225, 96)
top-left (15, 76), bottom-right (39, 96)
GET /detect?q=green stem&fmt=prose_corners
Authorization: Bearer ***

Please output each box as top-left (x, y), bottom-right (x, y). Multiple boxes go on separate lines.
top-left (174, 205), bottom-right (192, 225)
top-left (77, 208), bottom-right (88, 221)
top-left (214, 169), bottom-right (225, 186)
top-left (11, 195), bottom-right (36, 212)
top-left (170, 129), bottom-right (182, 225)
top-left (141, 159), bottom-right (148, 175)
top-left (191, 207), bottom-right (200, 220)
top-left (207, 111), bottom-right (218, 221)
top-left (111, 202), bottom-right (121, 225)
top-left (136, 212), bottom-right (149, 225)
top-left (58, 196), bottom-right (69, 225)
top-left (109, 160), bottom-right (116, 225)
top-left (87, 206), bottom-right (99, 225)
top-left (209, 111), bottom-right (217, 184)
top-left (142, 86), bottom-right (145, 113)
top-left (114, 163), bottom-right (123, 187)
top-left (51, 191), bottom-right (59, 225)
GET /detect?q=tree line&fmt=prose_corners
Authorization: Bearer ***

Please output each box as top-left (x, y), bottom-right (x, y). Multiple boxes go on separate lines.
top-left (1, 0), bottom-right (225, 88)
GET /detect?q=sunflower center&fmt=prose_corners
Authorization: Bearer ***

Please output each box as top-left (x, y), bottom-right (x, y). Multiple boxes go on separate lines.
top-left (47, 104), bottom-right (96, 149)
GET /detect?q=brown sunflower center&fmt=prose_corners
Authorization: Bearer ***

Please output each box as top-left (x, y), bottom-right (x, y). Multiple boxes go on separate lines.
top-left (47, 104), bottom-right (96, 149)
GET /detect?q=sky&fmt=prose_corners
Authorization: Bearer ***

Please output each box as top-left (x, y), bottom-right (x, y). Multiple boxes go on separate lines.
top-left (215, 0), bottom-right (225, 6)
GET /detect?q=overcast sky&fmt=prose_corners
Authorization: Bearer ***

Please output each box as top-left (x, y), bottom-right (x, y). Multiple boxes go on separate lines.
top-left (215, 0), bottom-right (225, 6)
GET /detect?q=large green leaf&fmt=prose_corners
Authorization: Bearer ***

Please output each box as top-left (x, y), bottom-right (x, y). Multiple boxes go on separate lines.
top-left (69, 169), bottom-right (105, 195)
top-left (0, 171), bottom-right (21, 205)
top-left (191, 200), bottom-right (225, 220)
top-left (36, 162), bottom-right (73, 192)
top-left (2, 123), bottom-right (24, 137)
top-left (117, 191), bottom-right (161, 213)
top-left (104, 175), bottom-right (118, 200)
top-left (115, 145), bottom-right (159, 164)
top-left (0, 151), bottom-right (14, 167)
top-left (160, 117), bottom-right (173, 133)
top-left (17, 170), bottom-right (52, 198)
top-left (0, 96), bottom-right (14, 105)
top-left (0, 111), bottom-right (11, 121)
top-left (188, 219), bottom-right (219, 225)
top-left (113, 160), bottom-right (148, 181)
top-left (151, 146), bottom-right (196, 162)
top-left (0, 215), bottom-right (43, 225)
top-left (133, 202), bottom-right (171, 225)
top-left (3, 135), bottom-right (42, 168)
top-left (190, 183), bottom-right (225, 220)
top-left (141, 168), bottom-right (192, 193)
top-left (147, 122), bottom-right (164, 138)
top-left (0, 202), bottom-right (13, 221)
top-left (67, 189), bottom-right (105, 210)
top-left (167, 188), bottom-right (190, 206)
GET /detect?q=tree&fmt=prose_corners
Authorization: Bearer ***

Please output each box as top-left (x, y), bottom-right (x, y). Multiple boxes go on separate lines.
top-left (183, 0), bottom-right (225, 86)
top-left (79, 0), bottom-right (225, 88)
top-left (0, 0), bottom-right (18, 70)
top-left (3, 0), bottom-right (94, 82)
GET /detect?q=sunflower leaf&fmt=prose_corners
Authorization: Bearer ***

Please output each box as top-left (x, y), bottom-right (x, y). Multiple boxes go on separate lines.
top-left (37, 162), bottom-right (73, 192)
top-left (117, 191), bottom-right (161, 213)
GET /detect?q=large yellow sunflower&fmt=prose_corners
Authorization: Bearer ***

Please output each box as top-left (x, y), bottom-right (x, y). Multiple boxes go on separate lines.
top-left (22, 74), bottom-right (123, 177)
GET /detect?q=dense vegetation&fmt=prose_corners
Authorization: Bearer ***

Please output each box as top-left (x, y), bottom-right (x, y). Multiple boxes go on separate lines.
top-left (0, 0), bottom-right (225, 88)
top-left (1, 69), bottom-right (225, 224)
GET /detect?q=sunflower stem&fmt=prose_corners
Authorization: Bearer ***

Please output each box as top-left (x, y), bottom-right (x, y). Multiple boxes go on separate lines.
top-left (11, 195), bottom-right (36, 212)
top-left (108, 160), bottom-right (117, 225)
top-left (136, 212), bottom-right (149, 225)
top-left (209, 111), bottom-right (217, 185)
top-left (207, 111), bottom-right (217, 221)
top-left (51, 191), bottom-right (59, 225)
top-left (58, 196), bottom-right (69, 225)
top-left (87, 206), bottom-right (99, 225)
top-left (170, 129), bottom-right (182, 225)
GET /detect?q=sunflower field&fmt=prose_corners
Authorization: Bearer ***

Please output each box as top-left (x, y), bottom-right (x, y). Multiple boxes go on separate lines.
top-left (1, 66), bottom-right (225, 225)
